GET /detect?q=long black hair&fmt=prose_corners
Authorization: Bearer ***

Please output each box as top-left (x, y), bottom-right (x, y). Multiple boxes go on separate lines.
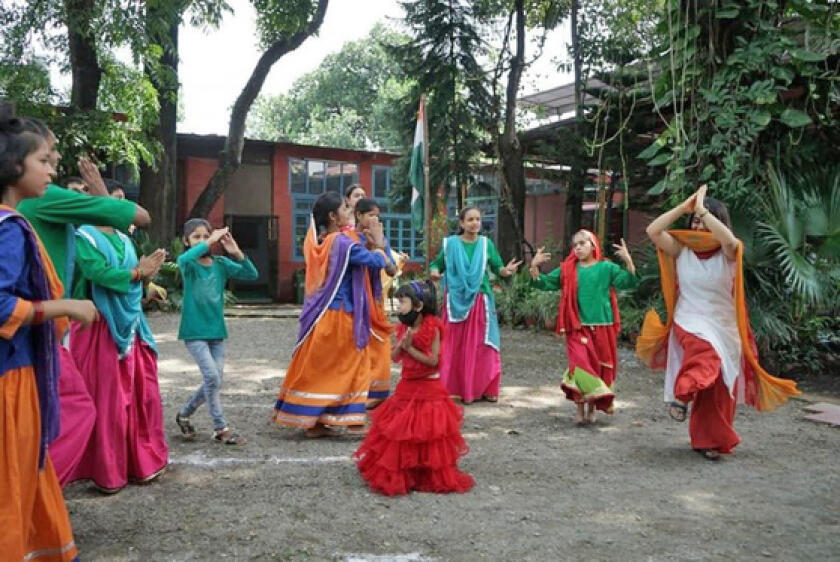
top-left (395, 279), bottom-right (437, 316)
top-left (312, 191), bottom-right (344, 233)
top-left (0, 117), bottom-right (47, 196)
top-left (688, 196), bottom-right (731, 229)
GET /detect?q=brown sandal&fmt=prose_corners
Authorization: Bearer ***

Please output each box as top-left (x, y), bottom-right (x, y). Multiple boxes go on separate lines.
top-left (213, 427), bottom-right (247, 445)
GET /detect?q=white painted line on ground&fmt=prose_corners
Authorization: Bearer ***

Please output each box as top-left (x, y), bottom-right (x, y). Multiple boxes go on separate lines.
top-left (339, 554), bottom-right (436, 562)
top-left (170, 453), bottom-right (350, 467)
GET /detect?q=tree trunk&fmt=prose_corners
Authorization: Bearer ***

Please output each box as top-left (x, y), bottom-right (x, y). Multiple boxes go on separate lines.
top-left (564, 0), bottom-right (585, 249)
top-left (139, 6), bottom-right (180, 243)
top-left (65, 0), bottom-right (101, 110)
top-left (188, 0), bottom-right (329, 218)
top-left (496, 0), bottom-right (527, 260)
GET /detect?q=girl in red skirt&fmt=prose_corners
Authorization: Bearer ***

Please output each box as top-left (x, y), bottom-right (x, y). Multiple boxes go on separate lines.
top-left (354, 280), bottom-right (474, 496)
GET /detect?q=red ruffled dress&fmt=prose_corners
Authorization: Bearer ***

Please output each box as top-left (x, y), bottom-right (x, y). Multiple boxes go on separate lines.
top-left (353, 314), bottom-right (474, 496)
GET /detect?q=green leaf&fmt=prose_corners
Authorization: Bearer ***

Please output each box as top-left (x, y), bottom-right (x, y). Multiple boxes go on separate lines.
top-left (790, 49), bottom-right (827, 62)
top-left (647, 152), bottom-right (672, 167)
top-left (750, 110), bottom-right (772, 127)
top-left (779, 108), bottom-right (812, 128)
top-left (638, 140), bottom-right (664, 160)
top-left (716, 7), bottom-right (740, 18)
top-left (647, 179), bottom-right (667, 195)
top-left (699, 164), bottom-right (716, 181)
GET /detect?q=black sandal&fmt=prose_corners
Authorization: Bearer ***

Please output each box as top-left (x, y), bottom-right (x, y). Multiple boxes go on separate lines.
top-left (213, 427), bottom-right (247, 445)
top-left (176, 413), bottom-right (197, 440)
top-left (668, 401), bottom-right (688, 422)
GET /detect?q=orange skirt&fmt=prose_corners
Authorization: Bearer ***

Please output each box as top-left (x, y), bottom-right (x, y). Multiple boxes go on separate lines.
top-left (0, 367), bottom-right (78, 561)
top-left (366, 331), bottom-right (392, 407)
top-left (274, 309), bottom-right (369, 428)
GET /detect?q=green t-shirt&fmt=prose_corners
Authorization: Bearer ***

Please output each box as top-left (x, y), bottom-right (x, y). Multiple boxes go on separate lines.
top-left (71, 229), bottom-right (133, 299)
top-left (177, 242), bottom-right (259, 340)
top-left (17, 184), bottom-right (137, 293)
top-left (532, 260), bottom-right (638, 325)
top-left (429, 236), bottom-right (505, 296)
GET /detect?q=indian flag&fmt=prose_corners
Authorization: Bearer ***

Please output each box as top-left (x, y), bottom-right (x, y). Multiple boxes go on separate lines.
top-left (408, 97), bottom-right (426, 231)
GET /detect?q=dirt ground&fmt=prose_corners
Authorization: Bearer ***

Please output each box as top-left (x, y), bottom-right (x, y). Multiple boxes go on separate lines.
top-left (64, 312), bottom-right (840, 561)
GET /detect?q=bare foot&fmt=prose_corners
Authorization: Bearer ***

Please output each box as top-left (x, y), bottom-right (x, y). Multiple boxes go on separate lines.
top-left (585, 404), bottom-right (596, 424)
top-left (304, 424), bottom-right (336, 438)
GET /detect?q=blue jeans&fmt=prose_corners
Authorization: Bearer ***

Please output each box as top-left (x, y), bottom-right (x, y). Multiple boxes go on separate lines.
top-left (180, 339), bottom-right (227, 430)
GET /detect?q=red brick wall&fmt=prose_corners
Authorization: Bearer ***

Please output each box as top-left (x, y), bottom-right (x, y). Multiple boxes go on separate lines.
top-left (180, 157), bottom-right (225, 229)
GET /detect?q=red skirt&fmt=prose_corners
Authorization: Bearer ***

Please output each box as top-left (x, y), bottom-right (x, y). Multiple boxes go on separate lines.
top-left (353, 377), bottom-right (474, 496)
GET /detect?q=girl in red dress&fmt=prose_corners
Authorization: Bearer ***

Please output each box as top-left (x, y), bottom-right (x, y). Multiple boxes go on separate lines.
top-left (353, 280), bottom-right (474, 496)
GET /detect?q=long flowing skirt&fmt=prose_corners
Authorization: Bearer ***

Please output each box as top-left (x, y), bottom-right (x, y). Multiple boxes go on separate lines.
top-left (49, 345), bottom-right (96, 488)
top-left (69, 319), bottom-right (168, 490)
top-left (0, 366), bottom-right (78, 561)
top-left (353, 377), bottom-right (474, 496)
top-left (561, 325), bottom-right (618, 413)
top-left (440, 294), bottom-right (501, 402)
top-left (366, 332), bottom-right (392, 408)
top-left (274, 309), bottom-right (369, 428)
top-left (673, 324), bottom-right (740, 453)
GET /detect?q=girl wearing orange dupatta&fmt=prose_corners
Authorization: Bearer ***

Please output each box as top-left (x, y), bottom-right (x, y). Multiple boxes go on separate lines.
top-left (1, 116), bottom-right (98, 561)
top-left (273, 192), bottom-right (389, 437)
top-left (530, 230), bottom-right (638, 424)
top-left (638, 185), bottom-right (799, 460)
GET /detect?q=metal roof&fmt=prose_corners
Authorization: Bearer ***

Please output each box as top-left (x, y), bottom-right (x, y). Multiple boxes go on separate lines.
top-left (518, 79), bottom-right (608, 116)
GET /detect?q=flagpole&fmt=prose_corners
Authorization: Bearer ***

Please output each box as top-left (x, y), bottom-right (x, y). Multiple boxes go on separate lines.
top-left (422, 94), bottom-right (431, 272)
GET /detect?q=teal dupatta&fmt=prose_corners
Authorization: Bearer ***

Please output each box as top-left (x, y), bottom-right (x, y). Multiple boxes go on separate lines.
top-left (442, 235), bottom-right (500, 350)
top-left (76, 226), bottom-right (157, 358)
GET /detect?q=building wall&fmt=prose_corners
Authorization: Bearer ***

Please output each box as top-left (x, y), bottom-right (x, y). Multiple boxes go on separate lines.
top-left (180, 157), bottom-right (225, 228)
top-left (524, 193), bottom-right (566, 248)
top-left (225, 163), bottom-right (272, 216)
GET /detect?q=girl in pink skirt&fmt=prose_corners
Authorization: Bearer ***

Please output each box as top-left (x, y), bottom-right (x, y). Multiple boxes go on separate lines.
top-left (68, 224), bottom-right (168, 493)
top-left (429, 206), bottom-right (522, 403)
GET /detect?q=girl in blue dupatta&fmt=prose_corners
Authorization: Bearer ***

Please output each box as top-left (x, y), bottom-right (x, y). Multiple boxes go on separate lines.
top-left (68, 222), bottom-right (169, 493)
top-left (0, 115), bottom-right (99, 561)
top-left (429, 206), bottom-right (522, 404)
top-left (274, 191), bottom-right (389, 437)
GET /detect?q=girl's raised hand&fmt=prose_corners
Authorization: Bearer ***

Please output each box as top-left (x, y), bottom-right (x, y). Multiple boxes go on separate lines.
top-left (694, 184), bottom-right (708, 213)
top-left (206, 227), bottom-right (229, 246)
top-left (502, 257), bottom-right (523, 276)
top-left (531, 246), bottom-right (551, 268)
top-left (367, 218), bottom-right (386, 249)
top-left (220, 232), bottom-right (245, 259)
top-left (612, 238), bottom-right (632, 264)
top-left (400, 328), bottom-right (414, 349)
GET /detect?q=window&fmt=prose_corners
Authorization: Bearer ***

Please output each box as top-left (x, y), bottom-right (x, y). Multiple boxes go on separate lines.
top-left (290, 158), bottom-right (359, 259)
top-left (373, 165), bottom-right (421, 260)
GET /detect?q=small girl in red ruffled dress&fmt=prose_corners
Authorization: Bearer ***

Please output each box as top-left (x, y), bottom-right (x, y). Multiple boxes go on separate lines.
top-left (353, 280), bottom-right (474, 496)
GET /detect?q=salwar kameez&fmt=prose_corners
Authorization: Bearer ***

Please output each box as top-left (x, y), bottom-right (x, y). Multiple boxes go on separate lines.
top-left (431, 235), bottom-right (503, 403)
top-left (68, 226), bottom-right (167, 489)
top-left (636, 230), bottom-right (800, 456)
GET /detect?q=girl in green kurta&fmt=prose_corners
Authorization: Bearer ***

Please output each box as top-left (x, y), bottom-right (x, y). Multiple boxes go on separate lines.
top-left (530, 229), bottom-right (637, 424)
top-left (429, 206), bottom-right (522, 404)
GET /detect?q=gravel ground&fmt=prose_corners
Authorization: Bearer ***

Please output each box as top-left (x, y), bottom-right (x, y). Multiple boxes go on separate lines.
top-left (64, 312), bottom-right (840, 561)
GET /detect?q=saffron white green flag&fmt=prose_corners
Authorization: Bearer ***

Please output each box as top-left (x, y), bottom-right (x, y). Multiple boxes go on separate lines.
top-left (408, 97), bottom-right (426, 231)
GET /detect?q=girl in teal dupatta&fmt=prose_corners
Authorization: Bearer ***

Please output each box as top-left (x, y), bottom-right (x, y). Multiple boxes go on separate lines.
top-left (429, 206), bottom-right (522, 404)
top-left (68, 224), bottom-right (169, 493)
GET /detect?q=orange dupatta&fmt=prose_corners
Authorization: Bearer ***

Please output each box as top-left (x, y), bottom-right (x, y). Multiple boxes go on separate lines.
top-left (635, 230), bottom-right (799, 412)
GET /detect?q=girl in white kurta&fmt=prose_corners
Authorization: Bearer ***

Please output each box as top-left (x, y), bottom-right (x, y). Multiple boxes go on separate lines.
top-left (641, 185), bottom-right (799, 460)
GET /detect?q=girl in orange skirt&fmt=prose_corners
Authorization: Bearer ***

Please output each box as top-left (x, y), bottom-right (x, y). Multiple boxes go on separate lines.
top-left (1, 115), bottom-right (99, 561)
top-left (354, 280), bottom-right (474, 496)
top-left (274, 191), bottom-right (389, 437)
top-left (639, 185), bottom-right (799, 460)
